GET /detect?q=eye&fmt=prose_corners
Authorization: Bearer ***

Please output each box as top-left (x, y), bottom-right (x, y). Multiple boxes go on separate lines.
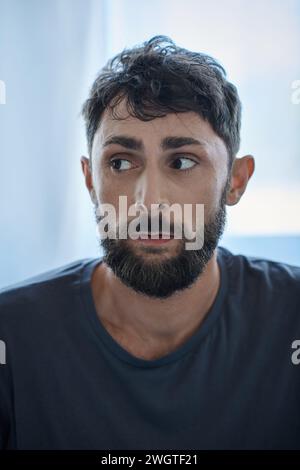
top-left (110, 158), bottom-right (133, 171)
top-left (171, 156), bottom-right (198, 171)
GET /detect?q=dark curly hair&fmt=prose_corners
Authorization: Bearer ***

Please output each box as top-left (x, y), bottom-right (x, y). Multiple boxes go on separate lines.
top-left (81, 35), bottom-right (241, 168)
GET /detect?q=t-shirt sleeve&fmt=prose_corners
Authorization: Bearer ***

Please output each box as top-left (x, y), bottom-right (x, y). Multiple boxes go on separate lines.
top-left (0, 291), bottom-right (16, 449)
top-left (0, 364), bottom-right (14, 449)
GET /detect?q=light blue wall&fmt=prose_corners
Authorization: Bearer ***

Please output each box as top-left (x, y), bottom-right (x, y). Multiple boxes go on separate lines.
top-left (221, 236), bottom-right (300, 267)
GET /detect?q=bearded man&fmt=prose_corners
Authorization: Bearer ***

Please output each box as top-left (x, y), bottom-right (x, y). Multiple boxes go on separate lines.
top-left (0, 35), bottom-right (299, 451)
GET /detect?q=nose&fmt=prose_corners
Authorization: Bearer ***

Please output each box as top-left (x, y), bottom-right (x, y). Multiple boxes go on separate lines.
top-left (134, 170), bottom-right (170, 212)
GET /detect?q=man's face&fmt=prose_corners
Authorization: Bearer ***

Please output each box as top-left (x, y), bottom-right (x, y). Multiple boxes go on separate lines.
top-left (89, 98), bottom-right (230, 299)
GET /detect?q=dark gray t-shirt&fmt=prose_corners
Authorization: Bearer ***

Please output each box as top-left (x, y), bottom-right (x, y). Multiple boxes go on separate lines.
top-left (0, 245), bottom-right (300, 450)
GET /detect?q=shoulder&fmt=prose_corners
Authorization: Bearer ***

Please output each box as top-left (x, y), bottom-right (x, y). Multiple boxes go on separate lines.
top-left (217, 245), bottom-right (300, 343)
top-left (218, 245), bottom-right (300, 311)
top-left (0, 258), bottom-right (96, 325)
top-left (218, 244), bottom-right (300, 286)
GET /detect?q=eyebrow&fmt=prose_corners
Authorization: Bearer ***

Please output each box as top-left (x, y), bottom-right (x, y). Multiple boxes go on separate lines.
top-left (102, 135), bottom-right (207, 151)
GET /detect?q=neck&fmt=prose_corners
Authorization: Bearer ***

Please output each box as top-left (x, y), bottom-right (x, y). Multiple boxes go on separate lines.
top-left (91, 249), bottom-right (220, 360)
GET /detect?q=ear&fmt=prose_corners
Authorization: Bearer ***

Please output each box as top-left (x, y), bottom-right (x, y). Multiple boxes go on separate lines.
top-left (80, 156), bottom-right (97, 204)
top-left (226, 155), bottom-right (255, 206)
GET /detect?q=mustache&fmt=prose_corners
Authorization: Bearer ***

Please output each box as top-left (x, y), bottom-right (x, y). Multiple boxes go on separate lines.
top-left (134, 214), bottom-right (176, 236)
top-left (96, 211), bottom-right (181, 237)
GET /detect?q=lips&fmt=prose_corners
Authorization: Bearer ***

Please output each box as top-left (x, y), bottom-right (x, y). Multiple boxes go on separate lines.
top-left (138, 233), bottom-right (174, 239)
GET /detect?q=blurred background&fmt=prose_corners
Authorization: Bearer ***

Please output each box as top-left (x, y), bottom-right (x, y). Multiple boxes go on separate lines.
top-left (0, 0), bottom-right (299, 288)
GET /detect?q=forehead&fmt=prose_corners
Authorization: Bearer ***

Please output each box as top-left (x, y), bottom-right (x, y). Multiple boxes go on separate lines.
top-left (92, 98), bottom-right (228, 158)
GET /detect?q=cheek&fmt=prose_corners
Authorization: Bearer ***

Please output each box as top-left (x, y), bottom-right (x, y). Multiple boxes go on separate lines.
top-left (96, 164), bottom-right (135, 203)
top-left (93, 166), bottom-right (116, 204)
top-left (193, 176), bottom-right (223, 223)
top-left (96, 182), bottom-right (132, 214)
top-left (186, 174), bottom-right (219, 206)
top-left (168, 191), bottom-right (217, 235)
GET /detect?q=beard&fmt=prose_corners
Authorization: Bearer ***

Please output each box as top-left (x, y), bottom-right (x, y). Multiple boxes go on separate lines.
top-left (95, 181), bottom-right (229, 299)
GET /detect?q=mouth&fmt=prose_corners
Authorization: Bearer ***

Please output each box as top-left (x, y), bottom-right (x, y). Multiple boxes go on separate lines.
top-left (134, 232), bottom-right (174, 244)
top-left (138, 232), bottom-right (174, 239)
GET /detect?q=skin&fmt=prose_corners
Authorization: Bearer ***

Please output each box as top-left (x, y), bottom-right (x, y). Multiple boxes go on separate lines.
top-left (81, 98), bottom-right (255, 360)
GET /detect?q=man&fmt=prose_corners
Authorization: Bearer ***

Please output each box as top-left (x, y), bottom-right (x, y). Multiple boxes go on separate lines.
top-left (0, 35), bottom-right (299, 450)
